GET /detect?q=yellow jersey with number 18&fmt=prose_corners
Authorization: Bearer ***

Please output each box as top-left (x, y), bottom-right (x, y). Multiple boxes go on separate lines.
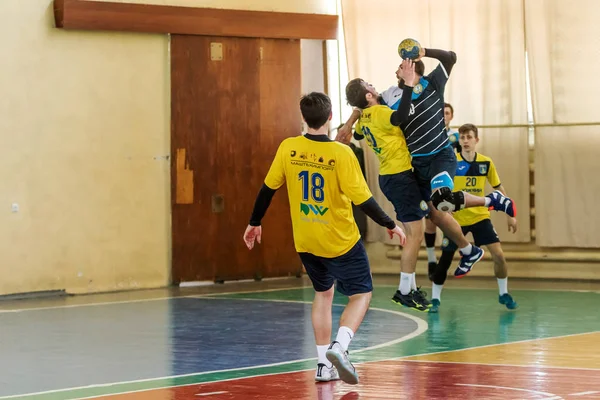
top-left (354, 105), bottom-right (412, 175)
top-left (264, 135), bottom-right (372, 258)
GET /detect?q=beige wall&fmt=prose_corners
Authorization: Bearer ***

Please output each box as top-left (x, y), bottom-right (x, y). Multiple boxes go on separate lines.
top-left (0, 0), bottom-right (333, 296)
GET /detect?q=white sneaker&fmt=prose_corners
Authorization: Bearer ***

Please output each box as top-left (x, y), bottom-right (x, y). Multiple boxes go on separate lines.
top-left (325, 341), bottom-right (359, 385)
top-left (315, 363), bottom-right (339, 382)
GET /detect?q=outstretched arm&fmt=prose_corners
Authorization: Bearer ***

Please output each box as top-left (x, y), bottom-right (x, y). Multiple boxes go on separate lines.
top-left (357, 197), bottom-right (396, 230)
top-left (338, 149), bottom-right (406, 245)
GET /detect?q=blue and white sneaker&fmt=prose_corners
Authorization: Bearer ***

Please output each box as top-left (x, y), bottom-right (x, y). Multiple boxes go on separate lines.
top-left (326, 341), bottom-right (359, 385)
top-left (486, 190), bottom-right (516, 218)
top-left (315, 363), bottom-right (339, 382)
top-left (499, 293), bottom-right (518, 309)
top-left (454, 245), bottom-right (484, 278)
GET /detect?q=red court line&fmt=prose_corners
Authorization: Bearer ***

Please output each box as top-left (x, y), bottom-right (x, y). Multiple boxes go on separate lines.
top-left (95, 361), bottom-right (600, 399)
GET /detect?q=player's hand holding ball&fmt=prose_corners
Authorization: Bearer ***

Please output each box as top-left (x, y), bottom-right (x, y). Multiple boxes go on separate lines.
top-left (398, 58), bottom-right (419, 87)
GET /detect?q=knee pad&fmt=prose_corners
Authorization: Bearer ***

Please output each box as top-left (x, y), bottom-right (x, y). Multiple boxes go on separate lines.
top-left (432, 251), bottom-right (455, 285)
top-left (431, 187), bottom-right (465, 212)
top-left (431, 171), bottom-right (455, 192)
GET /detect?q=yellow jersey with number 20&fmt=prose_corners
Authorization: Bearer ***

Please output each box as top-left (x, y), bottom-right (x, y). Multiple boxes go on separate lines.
top-left (452, 153), bottom-right (501, 226)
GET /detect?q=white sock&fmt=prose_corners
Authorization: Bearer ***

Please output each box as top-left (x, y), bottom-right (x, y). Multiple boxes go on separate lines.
top-left (411, 272), bottom-right (418, 290)
top-left (426, 247), bottom-right (437, 263)
top-left (399, 272), bottom-right (412, 295)
top-left (460, 244), bottom-right (473, 255)
top-left (497, 278), bottom-right (508, 295)
top-left (317, 344), bottom-right (331, 367)
top-left (432, 283), bottom-right (443, 301)
top-left (335, 326), bottom-right (354, 351)
top-left (484, 197), bottom-right (491, 207)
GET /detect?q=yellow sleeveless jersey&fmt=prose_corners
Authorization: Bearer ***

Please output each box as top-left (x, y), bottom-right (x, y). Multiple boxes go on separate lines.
top-left (452, 153), bottom-right (501, 226)
top-left (264, 135), bottom-right (372, 258)
top-left (354, 105), bottom-right (412, 175)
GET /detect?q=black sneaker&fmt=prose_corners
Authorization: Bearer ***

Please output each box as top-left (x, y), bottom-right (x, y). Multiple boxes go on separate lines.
top-left (392, 290), bottom-right (429, 312)
top-left (428, 262), bottom-right (437, 281)
top-left (414, 287), bottom-right (432, 308)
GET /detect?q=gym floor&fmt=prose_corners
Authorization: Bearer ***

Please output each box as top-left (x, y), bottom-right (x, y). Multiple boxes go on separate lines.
top-left (1, 275), bottom-right (599, 400)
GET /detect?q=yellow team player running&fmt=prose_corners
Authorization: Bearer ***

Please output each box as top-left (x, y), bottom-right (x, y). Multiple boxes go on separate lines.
top-left (243, 92), bottom-right (406, 384)
top-left (429, 123), bottom-right (518, 313)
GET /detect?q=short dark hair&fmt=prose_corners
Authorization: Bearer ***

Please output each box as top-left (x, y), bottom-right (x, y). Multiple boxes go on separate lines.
top-left (300, 92), bottom-right (332, 129)
top-left (415, 60), bottom-right (425, 76)
top-left (345, 78), bottom-right (369, 109)
top-left (444, 102), bottom-right (454, 115)
top-left (458, 123), bottom-right (478, 138)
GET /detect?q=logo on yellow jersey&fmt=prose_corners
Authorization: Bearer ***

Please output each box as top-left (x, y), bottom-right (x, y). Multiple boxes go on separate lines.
top-left (300, 203), bottom-right (329, 216)
top-left (479, 165), bottom-right (488, 174)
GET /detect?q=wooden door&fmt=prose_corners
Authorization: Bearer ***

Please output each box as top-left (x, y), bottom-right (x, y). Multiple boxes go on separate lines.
top-left (171, 35), bottom-right (302, 283)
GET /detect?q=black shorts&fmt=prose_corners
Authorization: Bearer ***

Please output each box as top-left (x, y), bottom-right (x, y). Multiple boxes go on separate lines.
top-left (299, 240), bottom-right (372, 297)
top-left (379, 170), bottom-right (429, 223)
top-left (441, 218), bottom-right (500, 252)
top-left (411, 145), bottom-right (457, 201)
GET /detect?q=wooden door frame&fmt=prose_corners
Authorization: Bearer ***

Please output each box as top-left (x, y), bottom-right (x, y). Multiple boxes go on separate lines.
top-left (53, 0), bottom-right (338, 40)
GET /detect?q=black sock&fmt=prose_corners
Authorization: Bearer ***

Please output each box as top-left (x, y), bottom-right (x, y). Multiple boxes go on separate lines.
top-left (424, 232), bottom-right (436, 249)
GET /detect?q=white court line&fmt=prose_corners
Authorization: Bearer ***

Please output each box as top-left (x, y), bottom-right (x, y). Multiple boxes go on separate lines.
top-left (0, 297), bottom-right (427, 400)
top-left (0, 296), bottom-right (183, 314)
top-left (196, 296), bottom-right (429, 354)
top-left (571, 392), bottom-right (600, 397)
top-left (387, 330), bottom-right (599, 362)
top-left (455, 383), bottom-right (563, 400)
top-left (1, 282), bottom-right (596, 314)
top-left (195, 391), bottom-right (229, 396)
top-left (401, 359), bottom-right (600, 372)
top-left (0, 285), bottom-right (311, 314)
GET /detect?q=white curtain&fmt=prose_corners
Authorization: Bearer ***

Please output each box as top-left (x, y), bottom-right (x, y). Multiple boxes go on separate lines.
top-left (342, 0), bottom-right (530, 244)
top-left (525, 0), bottom-right (600, 247)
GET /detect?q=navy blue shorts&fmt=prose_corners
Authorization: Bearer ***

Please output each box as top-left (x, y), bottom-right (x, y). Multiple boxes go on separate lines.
top-left (411, 145), bottom-right (457, 201)
top-left (441, 218), bottom-right (500, 252)
top-left (379, 170), bottom-right (428, 223)
top-left (299, 240), bottom-right (372, 296)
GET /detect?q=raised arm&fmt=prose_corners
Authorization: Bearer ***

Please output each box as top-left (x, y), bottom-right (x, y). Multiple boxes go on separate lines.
top-left (336, 109), bottom-right (362, 144)
top-left (389, 59), bottom-right (419, 126)
top-left (422, 48), bottom-right (457, 76)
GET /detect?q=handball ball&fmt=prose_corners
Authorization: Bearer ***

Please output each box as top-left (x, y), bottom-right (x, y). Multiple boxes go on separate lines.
top-left (398, 38), bottom-right (422, 60)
